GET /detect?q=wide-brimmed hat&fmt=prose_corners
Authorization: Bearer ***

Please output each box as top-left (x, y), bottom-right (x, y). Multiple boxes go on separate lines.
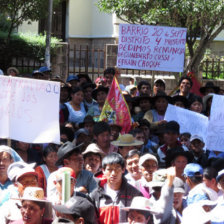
top-left (77, 73), bottom-right (92, 83)
top-left (121, 196), bottom-right (155, 213)
top-left (7, 161), bottom-right (38, 182)
top-left (165, 147), bottom-right (193, 167)
top-left (172, 95), bottom-right (189, 108)
top-left (82, 143), bottom-right (105, 157)
top-left (134, 94), bottom-right (153, 106)
top-left (16, 187), bottom-right (48, 203)
top-left (111, 134), bottom-right (143, 147)
top-left (152, 91), bottom-right (172, 104)
top-left (92, 86), bottom-right (109, 100)
top-left (55, 141), bottom-right (83, 166)
top-left (7, 67), bottom-right (19, 75)
top-left (200, 81), bottom-right (220, 95)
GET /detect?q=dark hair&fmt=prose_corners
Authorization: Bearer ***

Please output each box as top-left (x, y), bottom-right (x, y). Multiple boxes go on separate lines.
top-left (104, 67), bottom-right (115, 76)
top-left (128, 209), bottom-right (152, 223)
top-left (125, 149), bottom-right (140, 160)
top-left (83, 152), bottom-right (102, 160)
top-left (43, 144), bottom-right (58, 158)
top-left (203, 167), bottom-right (218, 180)
top-left (139, 119), bottom-right (151, 129)
top-left (180, 132), bottom-right (191, 139)
top-left (71, 86), bottom-right (83, 94)
top-left (22, 200), bottom-right (45, 210)
top-left (189, 173), bottom-right (203, 184)
top-left (137, 81), bottom-right (151, 91)
top-left (102, 152), bottom-right (125, 169)
top-left (60, 126), bottom-right (75, 142)
top-left (93, 121), bottom-right (111, 136)
top-left (129, 128), bottom-right (144, 137)
top-left (189, 95), bottom-right (203, 107)
top-left (179, 75), bottom-right (193, 87)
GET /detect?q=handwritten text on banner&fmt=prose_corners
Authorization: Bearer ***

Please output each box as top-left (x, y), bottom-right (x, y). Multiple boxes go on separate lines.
top-left (0, 76), bottom-right (60, 143)
top-left (206, 94), bottom-right (224, 151)
top-left (117, 24), bottom-right (187, 72)
top-left (164, 104), bottom-right (208, 139)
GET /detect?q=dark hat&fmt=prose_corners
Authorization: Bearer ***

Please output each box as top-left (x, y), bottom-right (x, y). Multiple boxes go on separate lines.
top-left (164, 121), bottom-right (180, 134)
top-left (172, 95), bottom-right (189, 108)
top-left (53, 196), bottom-right (96, 224)
top-left (152, 91), bottom-right (172, 104)
top-left (66, 74), bottom-right (79, 82)
top-left (165, 146), bottom-right (193, 167)
top-left (55, 141), bottom-right (82, 166)
top-left (124, 94), bottom-right (134, 103)
top-left (81, 82), bottom-right (96, 90)
top-left (200, 81), bottom-right (220, 95)
top-left (32, 70), bottom-right (44, 77)
top-left (92, 86), bottom-right (109, 100)
top-left (77, 73), bottom-right (92, 83)
top-left (134, 94), bottom-right (153, 106)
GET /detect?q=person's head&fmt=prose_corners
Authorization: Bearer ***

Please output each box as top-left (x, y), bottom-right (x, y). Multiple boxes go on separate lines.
top-left (138, 81), bottom-right (151, 96)
top-left (110, 124), bottom-right (122, 141)
top-left (102, 153), bottom-right (125, 189)
top-left (75, 129), bottom-right (91, 151)
top-left (131, 128), bottom-right (145, 147)
top-left (163, 121), bottom-right (180, 146)
top-left (190, 135), bottom-right (205, 154)
top-left (125, 150), bottom-right (141, 180)
top-left (183, 163), bottom-right (203, 189)
top-left (203, 167), bottom-right (218, 191)
top-left (153, 91), bottom-right (170, 114)
top-left (20, 187), bottom-right (47, 224)
top-left (71, 87), bottom-right (84, 105)
top-left (60, 126), bottom-right (75, 143)
top-left (81, 115), bottom-right (95, 136)
top-left (172, 95), bottom-right (189, 109)
top-left (180, 132), bottom-right (191, 148)
top-left (153, 79), bottom-right (165, 95)
top-left (104, 67), bottom-right (115, 87)
top-left (173, 177), bottom-right (185, 211)
top-left (92, 86), bottom-right (108, 105)
top-left (200, 81), bottom-right (220, 96)
top-left (32, 70), bottom-right (44, 80)
top-left (82, 143), bottom-right (104, 174)
top-left (60, 84), bottom-right (71, 103)
top-left (82, 83), bottom-right (96, 103)
top-left (178, 76), bottom-right (193, 95)
top-left (139, 154), bottom-right (158, 182)
top-left (42, 145), bottom-right (58, 169)
top-left (77, 74), bottom-right (92, 86)
top-left (15, 141), bottom-right (29, 152)
top-left (66, 75), bottom-right (79, 88)
top-left (216, 169), bottom-right (224, 191)
top-left (93, 121), bottom-right (111, 150)
top-left (39, 66), bottom-right (51, 80)
top-left (137, 95), bottom-right (152, 112)
top-left (54, 167), bottom-right (76, 199)
top-left (112, 134), bottom-right (143, 158)
top-left (95, 76), bottom-right (106, 87)
top-left (189, 96), bottom-right (203, 113)
top-left (7, 67), bottom-right (19, 76)
top-left (139, 119), bottom-right (151, 143)
top-left (0, 146), bottom-right (14, 178)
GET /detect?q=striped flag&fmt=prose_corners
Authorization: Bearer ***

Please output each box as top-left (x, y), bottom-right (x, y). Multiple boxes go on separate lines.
top-left (99, 76), bottom-right (132, 133)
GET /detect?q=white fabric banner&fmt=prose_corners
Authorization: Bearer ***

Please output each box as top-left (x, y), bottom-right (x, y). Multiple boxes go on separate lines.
top-left (0, 76), bottom-right (60, 143)
top-left (117, 24), bottom-right (187, 72)
top-left (164, 104), bottom-right (208, 139)
top-left (206, 94), bottom-right (224, 151)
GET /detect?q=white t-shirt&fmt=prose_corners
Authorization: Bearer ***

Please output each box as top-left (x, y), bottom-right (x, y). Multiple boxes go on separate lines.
top-left (104, 183), bottom-right (119, 201)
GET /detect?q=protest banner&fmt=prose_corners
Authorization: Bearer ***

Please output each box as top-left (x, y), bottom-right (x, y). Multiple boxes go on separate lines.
top-left (117, 24), bottom-right (187, 72)
top-left (164, 104), bottom-right (208, 139)
top-left (99, 76), bottom-right (132, 133)
top-left (0, 76), bottom-right (60, 143)
top-left (206, 94), bottom-right (224, 151)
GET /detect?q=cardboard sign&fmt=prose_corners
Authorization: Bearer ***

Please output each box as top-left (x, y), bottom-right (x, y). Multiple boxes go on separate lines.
top-left (164, 104), bottom-right (208, 139)
top-left (117, 24), bottom-right (187, 72)
top-left (0, 76), bottom-right (60, 143)
top-left (206, 94), bottom-right (224, 151)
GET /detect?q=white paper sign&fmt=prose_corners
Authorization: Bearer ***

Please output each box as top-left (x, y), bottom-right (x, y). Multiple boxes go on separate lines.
top-left (164, 104), bottom-right (208, 139)
top-left (206, 94), bottom-right (224, 151)
top-left (0, 76), bottom-right (60, 143)
top-left (117, 24), bottom-right (187, 72)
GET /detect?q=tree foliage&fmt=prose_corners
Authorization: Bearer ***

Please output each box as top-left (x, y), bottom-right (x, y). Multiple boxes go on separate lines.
top-left (97, 0), bottom-right (224, 75)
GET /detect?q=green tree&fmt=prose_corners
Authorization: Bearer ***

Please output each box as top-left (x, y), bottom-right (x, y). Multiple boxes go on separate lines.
top-left (97, 0), bottom-right (224, 75)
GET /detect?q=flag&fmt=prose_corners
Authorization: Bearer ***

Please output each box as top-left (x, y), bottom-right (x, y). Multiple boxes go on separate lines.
top-left (187, 72), bottom-right (203, 97)
top-left (99, 76), bottom-right (132, 134)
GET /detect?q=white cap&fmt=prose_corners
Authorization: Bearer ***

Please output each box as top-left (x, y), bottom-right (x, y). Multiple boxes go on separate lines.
top-left (0, 145), bottom-right (13, 157)
top-left (139, 153), bottom-right (158, 166)
top-left (82, 143), bottom-right (105, 157)
top-left (190, 135), bottom-right (204, 143)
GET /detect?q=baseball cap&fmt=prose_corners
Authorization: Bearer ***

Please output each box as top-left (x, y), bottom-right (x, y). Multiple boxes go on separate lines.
top-left (39, 66), bottom-right (51, 73)
top-left (173, 177), bottom-right (185, 194)
top-left (66, 74), bottom-right (79, 82)
top-left (190, 135), bottom-right (204, 143)
top-left (154, 78), bottom-right (166, 86)
top-left (183, 163), bottom-right (203, 177)
top-left (139, 153), bottom-right (158, 166)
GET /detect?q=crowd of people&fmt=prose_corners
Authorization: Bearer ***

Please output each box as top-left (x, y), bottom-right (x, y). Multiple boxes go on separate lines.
top-left (1, 66), bottom-right (224, 224)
